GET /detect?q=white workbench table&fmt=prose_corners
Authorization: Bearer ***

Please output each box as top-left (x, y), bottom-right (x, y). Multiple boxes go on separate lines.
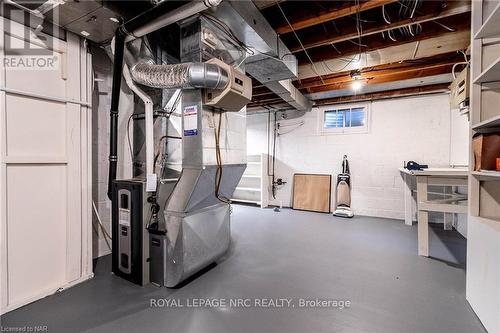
top-left (399, 167), bottom-right (468, 257)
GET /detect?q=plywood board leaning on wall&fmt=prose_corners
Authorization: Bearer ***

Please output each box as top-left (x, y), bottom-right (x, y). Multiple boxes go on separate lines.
top-left (292, 174), bottom-right (332, 213)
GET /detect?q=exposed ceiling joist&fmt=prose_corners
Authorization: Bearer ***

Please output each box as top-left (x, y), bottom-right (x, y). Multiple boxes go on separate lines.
top-left (275, 0), bottom-right (398, 35)
top-left (251, 0), bottom-right (471, 107)
top-left (298, 56), bottom-right (459, 90)
top-left (302, 60), bottom-right (455, 94)
top-left (289, 0), bottom-right (471, 53)
top-left (314, 83), bottom-right (450, 105)
top-left (298, 29), bottom-right (470, 79)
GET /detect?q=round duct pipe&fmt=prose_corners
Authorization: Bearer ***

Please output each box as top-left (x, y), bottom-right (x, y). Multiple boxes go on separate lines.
top-left (130, 61), bottom-right (229, 90)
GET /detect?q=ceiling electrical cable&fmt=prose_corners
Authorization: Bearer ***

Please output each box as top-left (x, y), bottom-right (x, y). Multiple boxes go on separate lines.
top-left (277, 120), bottom-right (304, 135)
top-left (388, 29), bottom-right (397, 41)
top-left (382, 5), bottom-right (391, 24)
top-left (330, 43), bottom-right (342, 55)
top-left (275, 1), bottom-right (325, 84)
top-left (322, 53), bottom-right (361, 74)
top-left (348, 39), bottom-right (368, 48)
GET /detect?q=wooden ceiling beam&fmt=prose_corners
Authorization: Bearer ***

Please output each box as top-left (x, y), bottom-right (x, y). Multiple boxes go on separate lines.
top-left (298, 54), bottom-right (459, 89)
top-left (275, 0), bottom-right (398, 35)
top-left (290, 0), bottom-right (471, 53)
top-left (301, 62), bottom-right (454, 94)
top-left (297, 28), bottom-right (470, 79)
top-left (313, 83), bottom-right (450, 105)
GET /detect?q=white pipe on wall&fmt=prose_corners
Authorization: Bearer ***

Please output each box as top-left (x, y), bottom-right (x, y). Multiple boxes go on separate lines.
top-left (122, 64), bottom-right (156, 191)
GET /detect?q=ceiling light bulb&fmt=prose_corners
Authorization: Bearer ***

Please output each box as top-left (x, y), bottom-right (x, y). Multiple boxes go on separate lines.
top-left (351, 80), bottom-right (363, 91)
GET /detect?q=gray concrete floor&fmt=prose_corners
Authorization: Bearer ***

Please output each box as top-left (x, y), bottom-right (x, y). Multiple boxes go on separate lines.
top-left (1, 206), bottom-right (485, 333)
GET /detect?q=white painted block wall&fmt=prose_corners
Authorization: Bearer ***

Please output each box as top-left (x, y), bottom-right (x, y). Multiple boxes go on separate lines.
top-left (247, 94), bottom-right (456, 220)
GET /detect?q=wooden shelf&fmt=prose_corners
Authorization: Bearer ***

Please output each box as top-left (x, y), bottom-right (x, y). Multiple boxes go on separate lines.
top-left (472, 114), bottom-right (500, 131)
top-left (474, 56), bottom-right (500, 84)
top-left (471, 170), bottom-right (500, 181)
top-left (474, 2), bottom-right (500, 39)
top-left (474, 216), bottom-right (500, 230)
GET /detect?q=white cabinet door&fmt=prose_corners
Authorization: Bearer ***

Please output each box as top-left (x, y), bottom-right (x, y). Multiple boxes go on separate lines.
top-left (0, 17), bottom-right (92, 314)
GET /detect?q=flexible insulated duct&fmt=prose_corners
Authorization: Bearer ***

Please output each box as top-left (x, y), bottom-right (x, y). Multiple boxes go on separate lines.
top-left (130, 62), bottom-right (229, 90)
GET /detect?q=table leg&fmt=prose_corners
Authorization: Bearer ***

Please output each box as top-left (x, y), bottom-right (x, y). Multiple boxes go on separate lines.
top-left (417, 176), bottom-right (429, 257)
top-left (444, 213), bottom-right (454, 230)
top-left (444, 187), bottom-right (453, 230)
top-left (403, 173), bottom-right (414, 226)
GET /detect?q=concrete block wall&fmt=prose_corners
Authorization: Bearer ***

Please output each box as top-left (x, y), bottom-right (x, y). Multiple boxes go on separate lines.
top-left (247, 93), bottom-right (457, 220)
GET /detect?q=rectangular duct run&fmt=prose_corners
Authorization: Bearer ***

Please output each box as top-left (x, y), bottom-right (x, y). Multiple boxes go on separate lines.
top-left (208, 1), bottom-right (312, 112)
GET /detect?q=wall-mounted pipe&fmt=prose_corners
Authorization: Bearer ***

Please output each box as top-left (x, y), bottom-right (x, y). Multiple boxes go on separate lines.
top-left (106, 0), bottom-right (222, 199)
top-left (130, 61), bottom-right (229, 89)
top-left (122, 64), bottom-right (155, 189)
top-left (107, 32), bottom-right (125, 199)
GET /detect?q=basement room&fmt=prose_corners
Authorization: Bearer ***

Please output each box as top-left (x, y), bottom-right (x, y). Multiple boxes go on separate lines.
top-left (1, 0), bottom-right (499, 332)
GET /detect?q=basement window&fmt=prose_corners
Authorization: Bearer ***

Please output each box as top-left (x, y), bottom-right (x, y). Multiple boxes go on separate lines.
top-left (319, 104), bottom-right (369, 134)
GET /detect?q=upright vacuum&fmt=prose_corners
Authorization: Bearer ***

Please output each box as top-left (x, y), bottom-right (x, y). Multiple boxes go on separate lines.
top-left (333, 155), bottom-right (354, 218)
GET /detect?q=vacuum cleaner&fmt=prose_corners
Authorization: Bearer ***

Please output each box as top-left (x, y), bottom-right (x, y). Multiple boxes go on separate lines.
top-left (333, 155), bottom-right (354, 218)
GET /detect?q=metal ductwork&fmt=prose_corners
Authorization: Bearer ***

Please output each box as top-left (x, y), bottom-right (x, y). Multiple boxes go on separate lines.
top-left (207, 1), bottom-right (312, 113)
top-left (130, 61), bottom-right (229, 90)
top-left (265, 79), bottom-right (312, 112)
top-left (111, 13), bottom-right (251, 288)
top-left (106, 0), bottom-right (221, 199)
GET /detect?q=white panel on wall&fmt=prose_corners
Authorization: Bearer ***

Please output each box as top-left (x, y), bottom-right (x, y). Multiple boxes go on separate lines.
top-left (466, 217), bottom-right (500, 332)
top-left (5, 95), bottom-right (66, 157)
top-left (449, 109), bottom-right (469, 166)
top-left (3, 31), bottom-right (66, 99)
top-left (6, 164), bottom-right (67, 304)
top-left (0, 18), bottom-right (93, 314)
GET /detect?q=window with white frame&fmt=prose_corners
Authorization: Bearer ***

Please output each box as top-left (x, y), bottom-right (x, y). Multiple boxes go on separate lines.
top-left (320, 104), bottom-right (369, 134)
